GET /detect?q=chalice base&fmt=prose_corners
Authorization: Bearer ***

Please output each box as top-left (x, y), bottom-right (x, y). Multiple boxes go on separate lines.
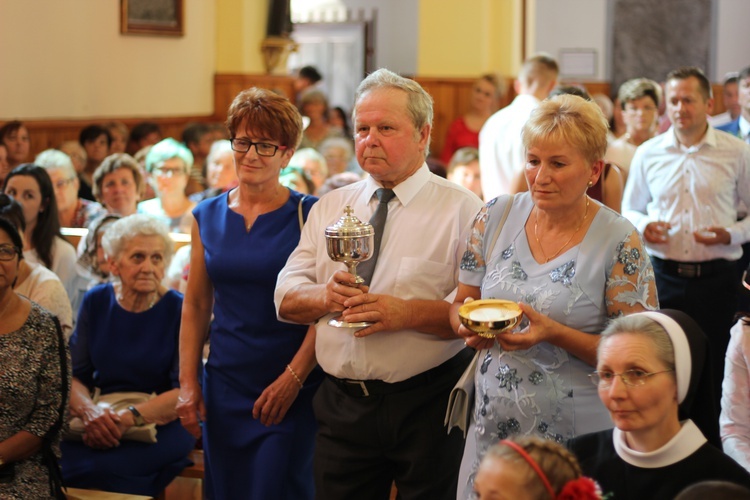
top-left (328, 316), bottom-right (373, 329)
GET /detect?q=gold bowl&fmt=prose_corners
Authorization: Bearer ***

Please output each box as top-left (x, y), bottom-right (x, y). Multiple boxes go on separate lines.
top-left (458, 299), bottom-right (523, 338)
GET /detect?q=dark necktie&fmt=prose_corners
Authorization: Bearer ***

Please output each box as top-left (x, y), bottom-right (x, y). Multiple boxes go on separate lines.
top-left (357, 188), bottom-right (396, 286)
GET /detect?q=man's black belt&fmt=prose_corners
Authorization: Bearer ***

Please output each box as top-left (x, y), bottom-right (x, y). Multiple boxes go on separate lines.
top-left (652, 256), bottom-right (735, 279)
top-left (328, 348), bottom-right (473, 398)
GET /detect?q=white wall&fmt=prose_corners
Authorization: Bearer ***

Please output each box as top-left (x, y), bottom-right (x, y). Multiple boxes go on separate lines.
top-left (0, 0), bottom-right (215, 120)
top-left (532, 0), bottom-right (608, 81)
top-left (715, 0), bottom-right (750, 78)
top-left (532, 0), bottom-right (750, 82)
top-left (290, 0), bottom-right (418, 75)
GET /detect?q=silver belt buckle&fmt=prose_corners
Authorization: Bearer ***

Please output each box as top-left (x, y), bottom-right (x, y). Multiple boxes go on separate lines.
top-left (346, 380), bottom-right (370, 397)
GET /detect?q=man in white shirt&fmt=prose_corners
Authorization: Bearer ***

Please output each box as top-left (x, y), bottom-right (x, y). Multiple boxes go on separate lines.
top-left (479, 54), bottom-right (558, 200)
top-left (275, 68), bottom-right (483, 500)
top-left (623, 66), bottom-right (750, 400)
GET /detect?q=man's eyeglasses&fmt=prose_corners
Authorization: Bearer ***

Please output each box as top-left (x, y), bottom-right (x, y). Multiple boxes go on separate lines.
top-left (0, 244), bottom-right (20, 261)
top-left (54, 177), bottom-right (77, 190)
top-left (589, 369), bottom-right (673, 388)
top-left (230, 139), bottom-right (286, 157)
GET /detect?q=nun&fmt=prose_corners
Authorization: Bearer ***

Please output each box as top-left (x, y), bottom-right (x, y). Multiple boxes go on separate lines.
top-left (569, 310), bottom-right (750, 498)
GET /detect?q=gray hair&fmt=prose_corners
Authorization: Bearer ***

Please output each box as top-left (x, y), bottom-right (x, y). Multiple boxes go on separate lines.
top-left (101, 213), bottom-right (174, 266)
top-left (35, 149), bottom-right (76, 178)
top-left (353, 68), bottom-right (434, 153)
top-left (320, 137), bottom-right (354, 160)
top-left (600, 314), bottom-right (675, 371)
top-left (206, 139), bottom-right (232, 166)
top-left (290, 147), bottom-right (328, 178)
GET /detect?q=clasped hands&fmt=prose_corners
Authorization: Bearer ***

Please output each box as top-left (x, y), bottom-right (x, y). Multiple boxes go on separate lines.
top-left (79, 405), bottom-right (136, 450)
top-left (325, 270), bottom-right (410, 337)
top-left (644, 221), bottom-right (730, 245)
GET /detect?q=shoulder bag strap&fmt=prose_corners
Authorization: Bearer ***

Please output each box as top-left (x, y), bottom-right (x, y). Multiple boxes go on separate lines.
top-left (298, 194), bottom-right (309, 231)
top-left (484, 194), bottom-right (515, 262)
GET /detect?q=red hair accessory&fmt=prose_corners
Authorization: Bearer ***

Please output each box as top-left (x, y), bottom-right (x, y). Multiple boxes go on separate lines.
top-left (500, 440), bottom-right (603, 500)
top-left (556, 476), bottom-right (602, 500)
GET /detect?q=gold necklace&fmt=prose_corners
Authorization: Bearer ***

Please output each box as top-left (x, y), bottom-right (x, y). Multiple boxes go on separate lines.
top-left (534, 197), bottom-right (590, 263)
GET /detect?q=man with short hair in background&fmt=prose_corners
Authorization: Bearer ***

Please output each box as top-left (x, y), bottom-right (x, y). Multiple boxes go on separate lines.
top-left (479, 53), bottom-right (559, 200)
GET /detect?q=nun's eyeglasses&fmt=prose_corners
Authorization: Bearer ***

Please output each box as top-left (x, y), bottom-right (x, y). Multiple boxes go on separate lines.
top-left (589, 369), bottom-right (674, 388)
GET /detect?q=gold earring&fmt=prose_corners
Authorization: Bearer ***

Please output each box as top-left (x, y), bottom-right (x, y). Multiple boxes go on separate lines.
top-left (587, 180), bottom-right (594, 187)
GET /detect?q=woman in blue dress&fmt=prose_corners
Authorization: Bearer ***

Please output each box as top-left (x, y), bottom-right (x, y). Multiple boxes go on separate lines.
top-left (177, 87), bottom-right (321, 500)
top-left (61, 214), bottom-right (196, 496)
top-left (449, 95), bottom-right (659, 499)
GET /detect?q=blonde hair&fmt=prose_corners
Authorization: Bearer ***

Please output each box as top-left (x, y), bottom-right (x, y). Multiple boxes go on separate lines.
top-left (485, 436), bottom-right (582, 499)
top-left (522, 94), bottom-right (609, 164)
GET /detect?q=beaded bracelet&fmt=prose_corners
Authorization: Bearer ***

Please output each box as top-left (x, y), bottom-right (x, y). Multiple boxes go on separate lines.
top-left (286, 364), bottom-right (304, 388)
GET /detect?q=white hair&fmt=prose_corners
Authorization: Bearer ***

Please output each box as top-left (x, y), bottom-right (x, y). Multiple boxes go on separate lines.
top-left (35, 149), bottom-right (76, 178)
top-left (101, 214), bottom-right (174, 266)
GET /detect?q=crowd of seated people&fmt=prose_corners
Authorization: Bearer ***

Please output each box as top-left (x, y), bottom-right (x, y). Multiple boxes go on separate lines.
top-left (1, 59), bottom-right (750, 500)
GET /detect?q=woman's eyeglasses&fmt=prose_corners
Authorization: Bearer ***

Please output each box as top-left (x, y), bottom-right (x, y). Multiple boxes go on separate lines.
top-left (589, 369), bottom-right (673, 388)
top-left (230, 139), bottom-right (286, 157)
top-left (0, 244), bottom-right (20, 261)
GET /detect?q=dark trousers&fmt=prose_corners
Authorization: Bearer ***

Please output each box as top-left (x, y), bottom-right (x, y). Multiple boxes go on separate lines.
top-left (312, 352), bottom-right (471, 500)
top-left (652, 257), bottom-right (738, 408)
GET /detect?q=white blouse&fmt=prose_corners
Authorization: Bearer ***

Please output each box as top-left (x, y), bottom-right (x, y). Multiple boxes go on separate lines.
top-left (721, 319), bottom-right (750, 472)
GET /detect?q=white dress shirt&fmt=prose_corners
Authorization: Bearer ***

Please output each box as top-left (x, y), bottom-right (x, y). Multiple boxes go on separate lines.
top-left (740, 116), bottom-right (750, 142)
top-left (721, 319), bottom-right (750, 472)
top-left (275, 164), bottom-right (483, 383)
top-left (622, 126), bottom-right (750, 262)
top-left (479, 94), bottom-right (539, 200)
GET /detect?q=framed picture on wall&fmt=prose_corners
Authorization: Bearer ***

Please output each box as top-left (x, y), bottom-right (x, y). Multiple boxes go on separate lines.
top-left (121, 0), bottom-right (184, 37)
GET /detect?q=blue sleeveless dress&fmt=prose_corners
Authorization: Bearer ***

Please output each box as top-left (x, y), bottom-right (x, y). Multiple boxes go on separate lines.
top-left (193, 189), bottom-right (323, 500)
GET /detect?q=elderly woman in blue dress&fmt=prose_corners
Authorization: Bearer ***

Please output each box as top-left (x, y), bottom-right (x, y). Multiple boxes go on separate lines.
top-left (61, 214), bottom-right (195, 496)
top-left (449, 94), bottom-right (659, 499)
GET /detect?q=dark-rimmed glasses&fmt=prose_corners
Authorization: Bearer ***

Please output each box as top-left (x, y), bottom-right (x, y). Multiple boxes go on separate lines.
top-left (0, 244), bottom-right (20, 261)
top-left (589, 369), bottom-right (673, 388)
top-left (230, 138), bottom-right (286, 157)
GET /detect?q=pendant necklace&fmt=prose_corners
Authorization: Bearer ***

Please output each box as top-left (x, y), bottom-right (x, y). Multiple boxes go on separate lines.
top-left (534, 197), bottom-right (590, 263)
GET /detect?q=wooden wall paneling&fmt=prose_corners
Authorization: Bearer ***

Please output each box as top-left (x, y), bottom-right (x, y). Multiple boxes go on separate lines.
top-left (213, 74), bottom-right (295, 122)
top-left (18, 115), bottom-right (214, 160)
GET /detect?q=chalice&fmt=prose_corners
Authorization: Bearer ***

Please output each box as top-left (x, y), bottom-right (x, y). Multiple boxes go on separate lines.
top-left (458, 300), bottom-right (523, 338)
top-left (325, 205), bottom-right (375, 328)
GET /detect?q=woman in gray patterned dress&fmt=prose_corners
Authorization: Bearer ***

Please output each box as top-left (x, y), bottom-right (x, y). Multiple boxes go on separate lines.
top-left (449, 95), bottom-right (659, 499)
top-left (0, 216), bottom-right (70, 499)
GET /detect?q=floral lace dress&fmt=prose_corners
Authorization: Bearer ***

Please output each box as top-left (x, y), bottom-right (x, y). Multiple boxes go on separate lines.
top-left (456, 193), bottom-right (657, 499)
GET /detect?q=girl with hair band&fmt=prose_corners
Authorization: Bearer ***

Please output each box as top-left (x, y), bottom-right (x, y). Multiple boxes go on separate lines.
top-left (474, 436), bottom-right (601, 499)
